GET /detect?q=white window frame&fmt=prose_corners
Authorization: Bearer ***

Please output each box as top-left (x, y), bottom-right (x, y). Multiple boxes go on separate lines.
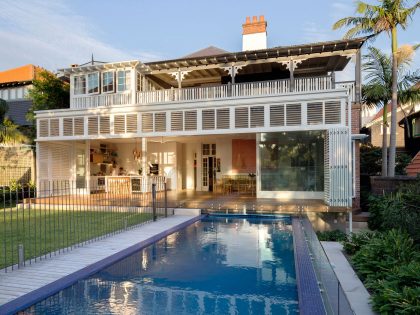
top-left (102, 71), bottom-right (115, 94)
top-left (74, 75), bottom-right (86, 95)
top-left (87, 72), bottom-right (100, 95)
top-left (117, 70), bottom-right (131, 92)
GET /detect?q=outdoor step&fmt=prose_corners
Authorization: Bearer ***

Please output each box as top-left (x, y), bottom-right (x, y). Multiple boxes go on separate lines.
top-left (352, 212), bottom-right (370, 222)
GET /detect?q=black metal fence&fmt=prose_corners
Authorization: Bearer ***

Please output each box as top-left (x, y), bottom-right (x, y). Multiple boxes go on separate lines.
top-left (299, 216), bottom-right (355, 315)
top-left (1, 180), bottom-right (171, 272)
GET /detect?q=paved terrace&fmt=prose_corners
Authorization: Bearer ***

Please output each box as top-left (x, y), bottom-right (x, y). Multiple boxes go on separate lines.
top-left (0, 210), bottom-right (201, 315)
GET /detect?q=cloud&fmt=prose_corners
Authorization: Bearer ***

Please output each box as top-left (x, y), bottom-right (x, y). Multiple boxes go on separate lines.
top-left (0, 0), bottom-right (163, 71)
top-left (300, 22), bottom-right (332, 43)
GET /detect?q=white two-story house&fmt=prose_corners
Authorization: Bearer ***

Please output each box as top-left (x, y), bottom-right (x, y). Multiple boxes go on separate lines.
top-left (35, 16), bottom-right (365, 209)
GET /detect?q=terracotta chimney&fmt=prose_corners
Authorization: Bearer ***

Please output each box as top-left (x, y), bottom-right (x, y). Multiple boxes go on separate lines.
top-left (242, 15), bottom-right (267, 51)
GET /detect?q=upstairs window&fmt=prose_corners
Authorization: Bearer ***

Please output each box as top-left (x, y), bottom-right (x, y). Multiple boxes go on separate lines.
top-left (74, 75), bottom-right (86, 95)
top-left (87, 72), bottom-right (99, 94)
top-left (117, 70), bottom-right (131, 92)
top-left (102, 71), bottom-right (114, 93)
top-left (413, 118), bottom-right (420, 138)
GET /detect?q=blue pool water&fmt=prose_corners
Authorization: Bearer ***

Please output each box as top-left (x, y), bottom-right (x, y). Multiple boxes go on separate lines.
top-left (26, 216), bottom-right (298, 314)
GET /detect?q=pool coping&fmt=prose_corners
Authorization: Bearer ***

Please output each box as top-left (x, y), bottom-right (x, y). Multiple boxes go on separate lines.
top-left (292, 217), bottom-right (326, 315)
top-left (0, 214), bottom-right (205, 315)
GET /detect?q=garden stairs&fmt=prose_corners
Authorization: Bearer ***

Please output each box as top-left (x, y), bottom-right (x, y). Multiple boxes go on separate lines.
top-left (405, 151), bottom-right (420, 177)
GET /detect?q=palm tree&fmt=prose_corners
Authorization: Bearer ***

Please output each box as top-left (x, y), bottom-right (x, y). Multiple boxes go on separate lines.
top-left (362, 46), bottom-right (419, 176)
top-left (333, 0), bottom-right (419, 176)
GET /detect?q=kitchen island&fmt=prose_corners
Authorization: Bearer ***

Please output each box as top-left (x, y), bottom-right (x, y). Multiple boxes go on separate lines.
top-left (90, 175), bottom-right (166, 193)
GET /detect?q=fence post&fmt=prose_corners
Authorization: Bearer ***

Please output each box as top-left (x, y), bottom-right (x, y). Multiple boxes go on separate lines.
top-left (164, 181), bottom-right (168, 218)
top-left (152, 183), bottom-right (157, 221)
top-left (18, 244), bottom-right (24, 268)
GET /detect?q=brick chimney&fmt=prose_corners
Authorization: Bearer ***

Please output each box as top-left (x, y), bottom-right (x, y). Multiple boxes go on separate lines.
top-left (242, 16), bottom-right (267, 51)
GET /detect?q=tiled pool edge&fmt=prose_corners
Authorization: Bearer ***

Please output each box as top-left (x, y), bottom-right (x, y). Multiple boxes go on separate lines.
top-left (0, 215), bottom-right (205, 315)
top-left (292, 217), bottom-right (326, 315)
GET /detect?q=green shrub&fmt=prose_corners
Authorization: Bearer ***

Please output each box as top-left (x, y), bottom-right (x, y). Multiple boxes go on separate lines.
top-left (352, 230), bottom-right (418, 283)
top-left (342, 231), bottom-right (376, 255)
top-left (369, 262), bottom-right (420, 314)
top-left (367, 179), bottom-right (420, 244)
top-left (316, 229), bottom-right (347, 242)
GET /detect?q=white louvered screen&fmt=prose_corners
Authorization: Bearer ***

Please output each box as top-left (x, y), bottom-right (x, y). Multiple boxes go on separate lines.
top-left (285, 104), bottom-right (301, 126)
top-left (38, 142), bottom-right (49, 180)
top-left (49, 119), bottom-right (59, 137)
top-left (63, 118), bottom-right (73, 136)
top-left (270, 105), bottom-right (285, 127)
top-left (235, 107), bottom-right (249, 128)
top-left (88, 116), bottom-right (99, 135)
top-left (74, 117), bottom-right (84, 136)
top-left (142, 113), bottom-right (153, 133)
top-left (154, 112), bottom-right (166, 132)
top-left (99, 116), bottom-right (110, 134)
top-left (324, 131), bottom-right (330, 204)
top-left (216, 108), bottom-right (230, 129)
top-left (39, 119), bottom-right (49, 137)
top-left (325, 101), bottom-right (341, 124)
top-left (250, 106), bottom-right (264, 128)
top-left (184, 110), bottom-right (197, 130)
top-left (114, 115), bottom-right (126, 134)
top-left (326, 128), bottom-right (351, 207)
top-left (171, 111), bottom-right (183, 131)
top-left (126, 114), bottom-right (137, 133)
top-left (307, 102), bottom-right (323, 125)
top-left (202, 109), bottom-right (215, 130)
top-left (50, 144), bottom-right (72, 180)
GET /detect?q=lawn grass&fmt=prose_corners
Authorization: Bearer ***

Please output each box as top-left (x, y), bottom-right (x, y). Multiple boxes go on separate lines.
top-left (0, 207), bottom-right (154, 269)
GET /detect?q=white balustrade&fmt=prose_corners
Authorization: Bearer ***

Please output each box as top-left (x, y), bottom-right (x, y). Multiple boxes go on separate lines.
top-left (71, 76), bottom-right (336, 109)
top-left (71, 92), bottom-right (132, 109)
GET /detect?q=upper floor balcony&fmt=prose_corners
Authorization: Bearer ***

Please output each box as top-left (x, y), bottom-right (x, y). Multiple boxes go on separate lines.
top-left (70, 75), bottom-right (355, 109)
top-left (62, 37), bottom-right (364, 111)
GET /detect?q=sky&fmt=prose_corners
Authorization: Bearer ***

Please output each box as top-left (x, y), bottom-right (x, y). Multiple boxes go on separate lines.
top-left (0, 0), bottom-right (419, 75)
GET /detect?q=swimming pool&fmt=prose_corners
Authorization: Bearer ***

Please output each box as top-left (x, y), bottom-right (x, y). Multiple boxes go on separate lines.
top-left (24, 215), bottom-right (298, 314)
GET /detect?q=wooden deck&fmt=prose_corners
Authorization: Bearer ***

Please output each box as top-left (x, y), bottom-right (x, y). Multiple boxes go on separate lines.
top-left (26, 190), bottom-right (348, 213)
top-left (0, 213), bottom-right (200, 313)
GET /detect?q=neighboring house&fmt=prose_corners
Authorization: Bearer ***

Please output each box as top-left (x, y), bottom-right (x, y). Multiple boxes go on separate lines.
top-left (400, 100), bottom-right (420, 176)
top-left (364, 102), bottom-right (409, 149)
top-left (35, 16), bottom-right (366, 209)
top-left (0, 64), bottom-right (44, 125)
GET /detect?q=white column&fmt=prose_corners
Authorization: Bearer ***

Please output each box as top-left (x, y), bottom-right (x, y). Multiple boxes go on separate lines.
top-left (141, 137), bottom-right (148, 175)
top-left (85, 140), bottom-right (90, 194)
top-left (131, 68), bottom-right (137, 104)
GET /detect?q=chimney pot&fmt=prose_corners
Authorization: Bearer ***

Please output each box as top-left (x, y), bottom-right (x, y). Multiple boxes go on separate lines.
top-left (242, 15), bottom-right (268, 51)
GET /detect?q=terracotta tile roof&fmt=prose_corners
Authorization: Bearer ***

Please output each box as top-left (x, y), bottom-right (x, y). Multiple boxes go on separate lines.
top-left (183, 46), bottom-right (229, 58)
top-left (0, 64), bottom-right (43, 84)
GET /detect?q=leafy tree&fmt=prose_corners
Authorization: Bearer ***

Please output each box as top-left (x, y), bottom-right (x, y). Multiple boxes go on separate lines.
top-left (0, 98), bottom-right (8, 121)
top-left (333, 0), bottom-right (419, 177)
top-left (362, 46), bottom-right (419, 176)
top-left (26, 70), bottom-right (69, 122)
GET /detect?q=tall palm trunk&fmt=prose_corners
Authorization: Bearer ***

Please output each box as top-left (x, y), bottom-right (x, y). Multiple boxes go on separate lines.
top-left (388, 27), bottom-right (398, 177)
top-left (382, 106), bottom-right (388, 176)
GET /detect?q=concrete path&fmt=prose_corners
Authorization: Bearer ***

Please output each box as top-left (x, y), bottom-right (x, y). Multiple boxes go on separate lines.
top-left (0, 209), bottom-right (201, 313)
top-left (321, 241), bottom-right (376, 315)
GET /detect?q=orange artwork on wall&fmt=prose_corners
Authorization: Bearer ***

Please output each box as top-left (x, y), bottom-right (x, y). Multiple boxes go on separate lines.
top-left (232, 139), bottom-right (256, 173)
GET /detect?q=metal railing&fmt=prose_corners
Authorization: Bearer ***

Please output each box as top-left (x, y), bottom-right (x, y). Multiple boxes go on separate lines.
top-left (0, 180), bottom-right (171, 272)
top-left (299, 216), bottom-right (354, 315)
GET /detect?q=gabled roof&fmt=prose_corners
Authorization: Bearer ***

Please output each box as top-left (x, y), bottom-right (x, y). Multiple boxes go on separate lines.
top-left (183, 46), bottom-right (229, 58)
